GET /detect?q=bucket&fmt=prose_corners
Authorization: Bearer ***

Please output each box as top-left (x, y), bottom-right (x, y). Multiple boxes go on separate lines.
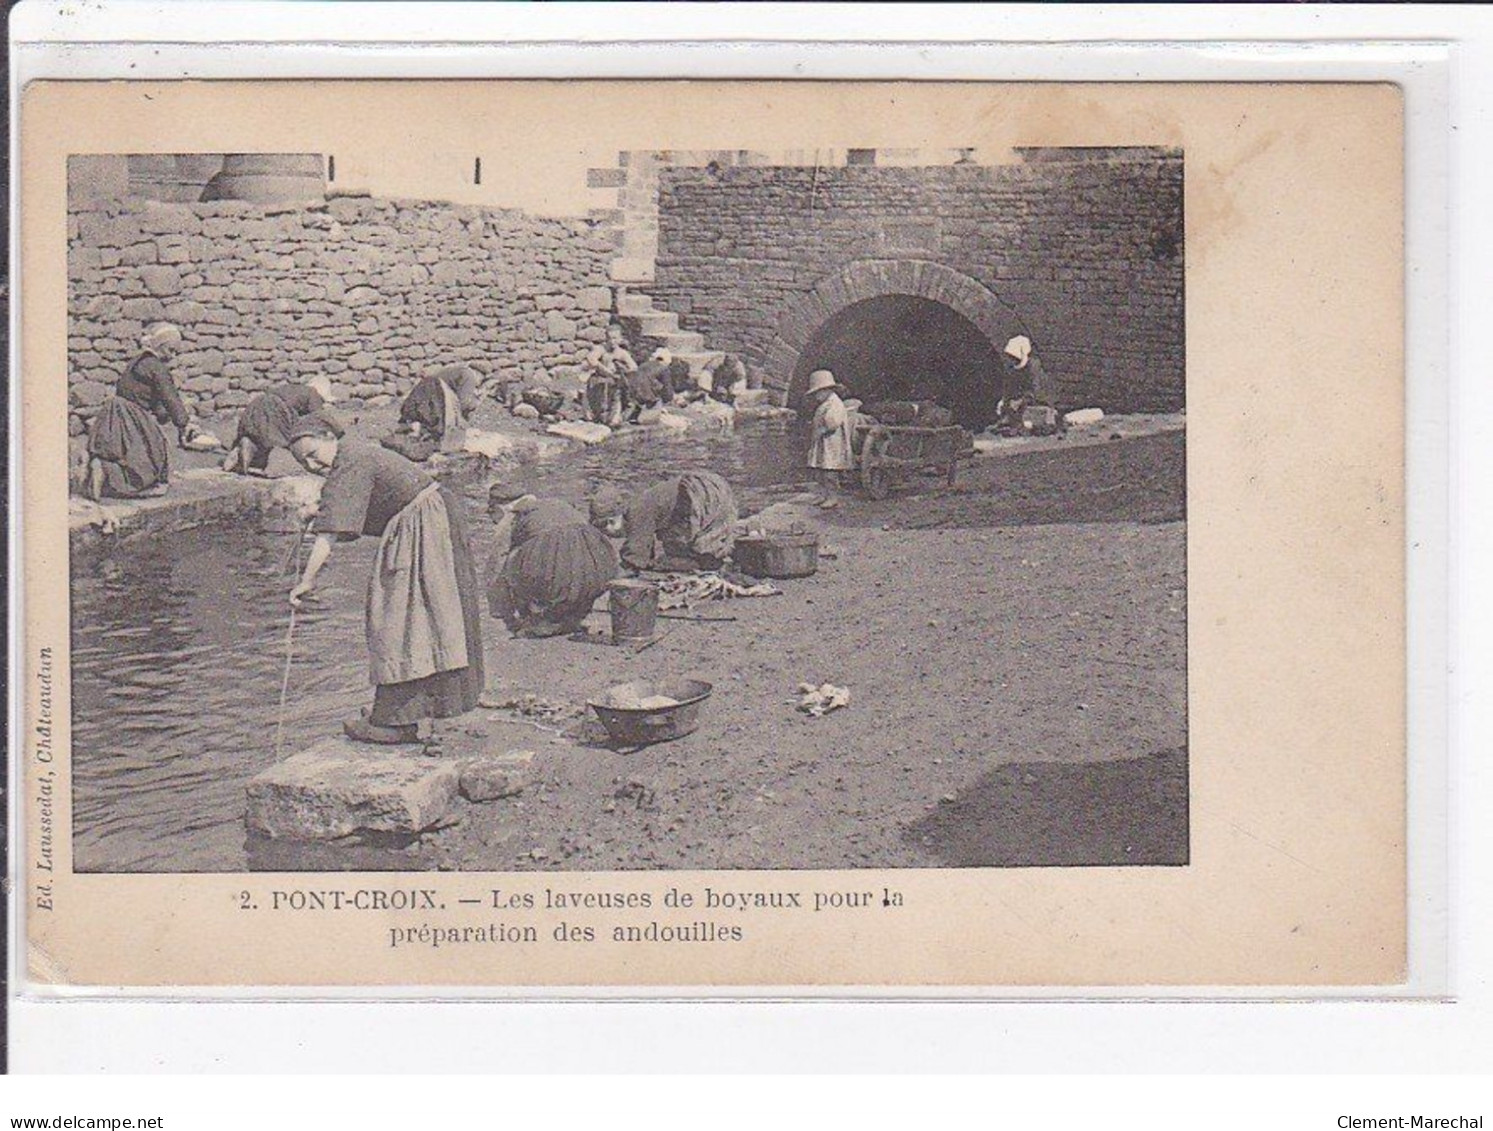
top-left (608, 579), bottom-right (660, 643)
top-left (733, 532), bottom-right (820, 579)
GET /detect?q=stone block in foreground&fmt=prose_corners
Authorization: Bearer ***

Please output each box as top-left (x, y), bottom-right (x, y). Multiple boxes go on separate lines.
top-left (459, 750), bottom-right (536, 803)
top-left (245, 737), bottom-right (459, 840)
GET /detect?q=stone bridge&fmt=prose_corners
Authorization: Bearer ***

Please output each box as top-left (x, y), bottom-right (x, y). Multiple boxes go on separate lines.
top-left (613, 150), bottom-right (1184, 423)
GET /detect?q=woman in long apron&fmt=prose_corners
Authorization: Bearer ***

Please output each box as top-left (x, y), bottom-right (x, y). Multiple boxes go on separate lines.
top-left (286, 415), bottom-right (484, 745)
top-left (85, 322), bottom-right (200, 500)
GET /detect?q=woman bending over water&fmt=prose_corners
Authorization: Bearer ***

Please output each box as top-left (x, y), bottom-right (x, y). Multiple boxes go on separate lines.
top-left (222, 375), bottom-right (341, 476)
top-left (85, 322), bottom-right (206, 500)
top-left (486, 486), bottom-right (619, 639)
top-left (286, 414), bottom-right (484, 745)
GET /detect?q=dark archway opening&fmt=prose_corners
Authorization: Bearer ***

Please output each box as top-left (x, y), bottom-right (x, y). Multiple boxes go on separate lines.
top-left (790, 295), bottom-right (1008, 429)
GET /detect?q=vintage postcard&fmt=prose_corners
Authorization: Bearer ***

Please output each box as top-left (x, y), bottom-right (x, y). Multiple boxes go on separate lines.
top-left (17, 79), bottom-right (1403, 989)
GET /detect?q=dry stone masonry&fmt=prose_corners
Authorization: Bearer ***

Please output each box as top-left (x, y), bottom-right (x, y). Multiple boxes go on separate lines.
top-left (644, 152), bottom-right (1185, 412)
top-left (67, 151), bottom-right (1185, 434)
top-left (66, 194), bottom-right (620, 435)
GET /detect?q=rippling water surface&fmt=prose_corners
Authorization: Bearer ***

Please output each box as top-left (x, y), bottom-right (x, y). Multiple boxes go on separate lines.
top-left (70, 418), bottom-right (808, 872)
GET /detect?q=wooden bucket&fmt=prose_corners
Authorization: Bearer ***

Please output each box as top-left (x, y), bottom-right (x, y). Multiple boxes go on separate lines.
top-left (608, 579), bottom-right (660, 643)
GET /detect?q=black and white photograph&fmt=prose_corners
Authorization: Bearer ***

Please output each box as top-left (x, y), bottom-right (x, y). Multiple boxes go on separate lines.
top-left (63, 138), bottom-right (1187, 876)
top-left (6, 0), bottom-right (1464, 1091)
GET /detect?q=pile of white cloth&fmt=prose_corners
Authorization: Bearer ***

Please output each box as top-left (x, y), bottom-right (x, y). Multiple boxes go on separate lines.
top-left (657, 571), bottom-right (782, 610)
top-left (463, 428), bottom-right (520, 458)
top-left (796, 683), bottom-right (851, 717)
top-left (546, 421), bottom-right (612, 445)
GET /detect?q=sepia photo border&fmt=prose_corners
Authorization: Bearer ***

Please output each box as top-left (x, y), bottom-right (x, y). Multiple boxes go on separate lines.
top-left (5, 28), bottom-right (1439, 1008)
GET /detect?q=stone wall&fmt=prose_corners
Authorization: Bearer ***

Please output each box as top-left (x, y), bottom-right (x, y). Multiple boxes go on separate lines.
top-left (66, 195), bottom-right (619, 434)
top-left (645, 156), bottom-right (1185, 412)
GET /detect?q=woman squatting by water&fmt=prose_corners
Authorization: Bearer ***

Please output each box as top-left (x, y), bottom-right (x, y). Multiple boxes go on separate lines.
top-left (485, 483), bottom-right (620, 640)
top-left (285, 413), bottom-right (485, 745)
top-left (588, 471), bottom-right (740, 575)
top-left (85, 321), bottom-right (209, 500)
top-left (222, 374), bottom-right (342, 477)
top-left (993, 334), bottom-right (1058, 433)
top-left (395, 365), bottom-right (483, 451)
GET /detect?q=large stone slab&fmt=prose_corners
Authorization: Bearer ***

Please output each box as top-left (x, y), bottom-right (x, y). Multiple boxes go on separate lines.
top-left (245, 738), bottom-right (459, 840)
top-left (546, 420), bottom-right (611, 445)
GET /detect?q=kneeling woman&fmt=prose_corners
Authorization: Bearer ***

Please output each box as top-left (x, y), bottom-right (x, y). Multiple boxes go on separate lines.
top-left (392, 364), bottom-right (481, 456)
top-left (223, 375), bottom-right (341, 476)
top-left (994, 335), bottom-right (1057, 431)
top-left (487, 488), bottom-right (619, 639)
top-left (85, 322), bottom-right (202, 499)
top-left (590, 471), bottom-right (739, 573)
top-left (287, 415), bottom-right (484, 745)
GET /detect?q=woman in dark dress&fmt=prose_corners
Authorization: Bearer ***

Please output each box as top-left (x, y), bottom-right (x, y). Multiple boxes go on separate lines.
top-left (391, 365), bottom-right (481, 456)
top-left (487, 491), bottom-right (619, 638)
top-left (995, 335), bottom-right (1059, 433)
top-left (223, 375), bottom-right (341, 476)
top-left (85, 322), bottom-right (202, 500)
top-left (589, 471), bottom-right (740, 573)
top-left (286, 415), bottom-right (484, 745)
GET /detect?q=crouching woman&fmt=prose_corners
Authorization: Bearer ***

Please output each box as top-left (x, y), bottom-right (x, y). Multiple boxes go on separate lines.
top-left (589, 471), bottom-right (739, 574)
top-left (85, 321), bottom-right (203, 500)
top-left (286, 415), bottom-right (484, 745)
top-left (486, 487), bottom-right (619, 639)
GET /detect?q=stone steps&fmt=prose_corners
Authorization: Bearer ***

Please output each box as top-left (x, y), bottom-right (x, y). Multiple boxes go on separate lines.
top-left (611, 266), bottom-right (716, 382)
top-left (615, 292), bottom-right (655, 318)
top-left (656, 330), bottom-right (706, 353)
top-left (633, 310), bottom-right (680, 336)
top-left (613, 290), bottom-right (713, 378)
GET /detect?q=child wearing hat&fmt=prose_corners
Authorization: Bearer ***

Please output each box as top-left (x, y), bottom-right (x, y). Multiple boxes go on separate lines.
top-left (805, 369), bottom-right (854, 509)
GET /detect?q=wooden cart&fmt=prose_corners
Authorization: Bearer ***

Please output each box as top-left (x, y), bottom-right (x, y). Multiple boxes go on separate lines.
top-left (853, 421), bottom-right (972, 500)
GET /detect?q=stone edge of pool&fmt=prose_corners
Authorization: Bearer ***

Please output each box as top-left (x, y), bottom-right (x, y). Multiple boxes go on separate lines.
top-left (64, 404), bottom-right (804, 555)
top-left (65, 430), bottom-right (573, 556)
top-left (65, 409), bottom-right (1185, 555)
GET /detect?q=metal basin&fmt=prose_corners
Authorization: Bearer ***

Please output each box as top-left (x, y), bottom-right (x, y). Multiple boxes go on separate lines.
top-left (587, 679), bottom-right (714, 749)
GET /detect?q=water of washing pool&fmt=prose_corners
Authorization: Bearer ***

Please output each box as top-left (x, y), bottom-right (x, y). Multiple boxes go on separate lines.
top-left (70, 416), bottom-right (810, 872)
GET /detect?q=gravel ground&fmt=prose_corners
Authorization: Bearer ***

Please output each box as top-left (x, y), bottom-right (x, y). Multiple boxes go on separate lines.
top-left (347, 429), bottom-right (1192, 873)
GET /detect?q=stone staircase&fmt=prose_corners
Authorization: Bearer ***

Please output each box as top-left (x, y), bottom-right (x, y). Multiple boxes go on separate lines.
top-left (589, 151), bottom-right (736, 386)
top-left (591, 150), bottom-right (787, 394)
top-left (614, 287), bottom-right (720, 383)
